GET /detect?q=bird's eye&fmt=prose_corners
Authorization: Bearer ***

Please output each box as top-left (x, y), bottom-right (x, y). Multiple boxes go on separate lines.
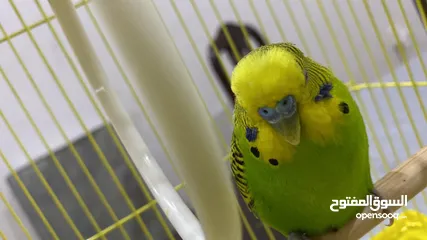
top-left (258, 107), bottom-right (275, 119)
top-left (303, 69), bottom-right (308, 84)
top-left (276, 95), bottom-right (295, 116)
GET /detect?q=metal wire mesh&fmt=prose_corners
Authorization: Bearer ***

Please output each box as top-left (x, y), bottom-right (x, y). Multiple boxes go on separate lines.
top-left (1, 0), bottom-right (427, 239)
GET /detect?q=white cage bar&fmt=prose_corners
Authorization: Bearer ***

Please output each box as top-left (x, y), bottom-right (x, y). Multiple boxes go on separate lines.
top-left (47, 0), bottom-right (241, 239)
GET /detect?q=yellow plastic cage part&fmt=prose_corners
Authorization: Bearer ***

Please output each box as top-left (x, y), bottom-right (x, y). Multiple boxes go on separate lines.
top-left (372, 210), bottom-right (427, 240)
top-left (1, 0), bottom-right (427, 240)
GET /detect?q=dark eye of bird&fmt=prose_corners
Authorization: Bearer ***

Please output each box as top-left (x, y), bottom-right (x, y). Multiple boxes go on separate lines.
top-left (304, 69), bottom-right (308, 84)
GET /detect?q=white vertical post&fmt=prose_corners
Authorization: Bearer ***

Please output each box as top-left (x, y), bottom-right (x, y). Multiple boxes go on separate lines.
top-left (48, 0), bottom-right (209, 239)
top-left (91, 1), bottom-right (241, 239)
top-left (48, 0), bottom-right (241, 240)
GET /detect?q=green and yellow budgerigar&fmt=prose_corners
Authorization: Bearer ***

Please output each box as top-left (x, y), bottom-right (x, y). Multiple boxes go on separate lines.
top-left (229, 43), bottom-right (392, 239)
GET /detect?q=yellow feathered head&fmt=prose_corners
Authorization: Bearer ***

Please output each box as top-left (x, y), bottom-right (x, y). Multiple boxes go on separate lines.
top-left (231, 43), bottom-right (312, 146)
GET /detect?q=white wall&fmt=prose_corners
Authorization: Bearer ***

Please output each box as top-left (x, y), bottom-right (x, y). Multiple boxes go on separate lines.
top-left (0, 0), bottom-right (426, 239)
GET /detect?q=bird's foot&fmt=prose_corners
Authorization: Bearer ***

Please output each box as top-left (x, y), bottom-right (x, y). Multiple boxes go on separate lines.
top-left (288, 232), bottom-right (311, 240)
top-left (371, 188), bottom-right (394, 226)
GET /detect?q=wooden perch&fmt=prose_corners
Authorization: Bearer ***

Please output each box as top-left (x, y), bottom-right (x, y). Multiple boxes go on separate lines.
top-left (314, 146), bottom-right (427, 240)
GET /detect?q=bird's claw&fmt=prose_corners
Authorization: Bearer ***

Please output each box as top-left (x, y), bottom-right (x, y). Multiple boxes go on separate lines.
top-left (288, 232), bottom-right (311, 240)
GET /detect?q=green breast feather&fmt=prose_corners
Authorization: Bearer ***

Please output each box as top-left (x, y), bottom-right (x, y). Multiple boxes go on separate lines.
top-left (230, 80), bottom-right (374, 237)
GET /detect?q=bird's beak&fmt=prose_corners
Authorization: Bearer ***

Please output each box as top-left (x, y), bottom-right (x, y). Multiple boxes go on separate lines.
top-left (273, 110), bottom-right (301, 146)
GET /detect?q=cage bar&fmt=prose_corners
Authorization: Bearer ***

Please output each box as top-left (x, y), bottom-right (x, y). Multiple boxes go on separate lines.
top-left (47, 0), bottom-right (200, 239)
top-left (47, 0), bottom-right (241, 239)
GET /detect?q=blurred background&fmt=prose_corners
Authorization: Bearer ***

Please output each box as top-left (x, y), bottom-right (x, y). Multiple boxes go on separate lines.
top-left (1, 0), bottom-right (427, 239)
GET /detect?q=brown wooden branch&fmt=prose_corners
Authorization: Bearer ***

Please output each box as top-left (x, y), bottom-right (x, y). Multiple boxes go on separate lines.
top-left (313, 146), bottom-right (427, 240)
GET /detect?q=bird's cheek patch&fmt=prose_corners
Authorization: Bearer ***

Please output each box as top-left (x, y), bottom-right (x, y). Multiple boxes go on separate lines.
top-left (246, 127), bottom-right (258, 142)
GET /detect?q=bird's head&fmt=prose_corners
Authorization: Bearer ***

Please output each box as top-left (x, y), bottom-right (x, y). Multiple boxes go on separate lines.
top-left (231, 44), bottom-right (311, 146)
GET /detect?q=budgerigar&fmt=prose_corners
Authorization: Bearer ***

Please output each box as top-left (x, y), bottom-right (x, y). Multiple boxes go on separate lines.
top-left (229, 43), bottom-right (392, 239)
